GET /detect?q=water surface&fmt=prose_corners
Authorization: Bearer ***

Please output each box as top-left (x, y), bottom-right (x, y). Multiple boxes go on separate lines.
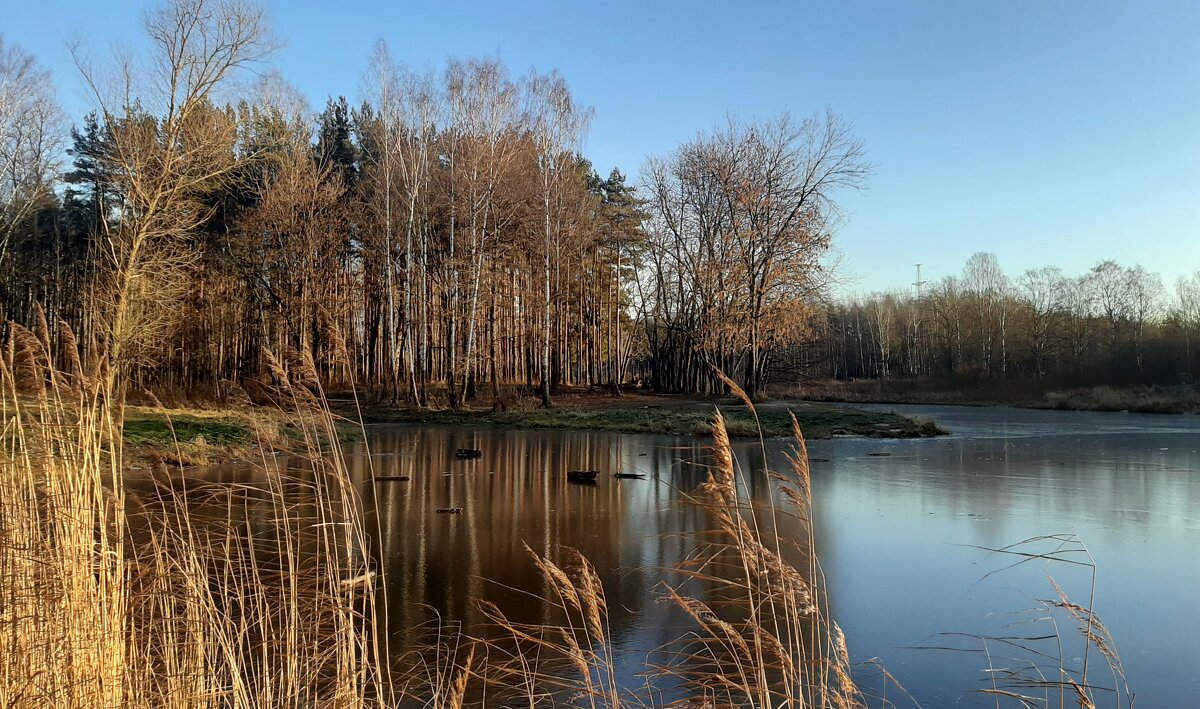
top-left (204, 405), bottom-right (1200, 706)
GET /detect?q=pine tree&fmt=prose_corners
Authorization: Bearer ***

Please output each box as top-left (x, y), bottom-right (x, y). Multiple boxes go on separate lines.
top-left (315, 96), bottom-right (359, 184)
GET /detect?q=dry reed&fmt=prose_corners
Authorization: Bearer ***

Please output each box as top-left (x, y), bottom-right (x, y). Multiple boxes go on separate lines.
top-left (0, 327), bottom-right (387, 708)
top-left (445, 399), bottom-right (870, 709)
top-left (1, 321), bottom-right (1130, 709)
top-left (938, 534), bottom-right (1135, 709)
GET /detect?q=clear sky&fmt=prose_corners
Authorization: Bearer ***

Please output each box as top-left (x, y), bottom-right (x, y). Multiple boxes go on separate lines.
top-left (6, 0), bottom-right (1199, 294)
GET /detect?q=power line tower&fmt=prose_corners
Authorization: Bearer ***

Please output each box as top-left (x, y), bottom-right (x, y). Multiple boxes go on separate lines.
top-left (912, 263), bottom-right (927, 296)
top-left (910, 264), bottom-right (927, 375)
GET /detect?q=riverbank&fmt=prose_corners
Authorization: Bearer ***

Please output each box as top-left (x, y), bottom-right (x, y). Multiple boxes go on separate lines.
top-left (358, 392), bottom-right (945, 439)
top-left (787, 380), bottom-right (1200, 415)
top-left (118, 393), bottom-right (943, 466)
top-left (122, 405), bottom-right (361, 468)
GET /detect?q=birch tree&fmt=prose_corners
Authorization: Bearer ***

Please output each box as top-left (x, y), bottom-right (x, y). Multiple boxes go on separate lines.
top-left (526, 70), bottom-right (591, 407)
top-left (1128, 265), bottom-right (1162, 372)
top-left (364, 42), bottom-right (439, 403)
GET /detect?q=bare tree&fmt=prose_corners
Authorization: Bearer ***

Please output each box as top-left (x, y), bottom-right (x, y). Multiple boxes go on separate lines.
top-left (1175, 271), bottom-right (1200, 379)
top-left (455, 59), bottom-right (521, 405)
top-left (963, 252), bottom-right (1009, 375)
top-left (716, 112), bottom-right (867, 398)
top-left (363, 42), bottom-right (440, 404)
top-left (1060, 274), bottom-right (1095, 374)
top-left (1087, 260), bottom-right (1132, 352)
top-left (1127, 265), bottom-right (1162, 372)
top-left (640, 111), bottom-right (866, 397)
top-left (1018, 266), bottom-right (1065, 378)
top-left (926, 275), bottom-right (966, 373)
top-left (867, 292), bottom-right (897, 380)
top-left (0, 38), bottom-right (62, 268)
top-left (73, 0), bottom-right (274, 389)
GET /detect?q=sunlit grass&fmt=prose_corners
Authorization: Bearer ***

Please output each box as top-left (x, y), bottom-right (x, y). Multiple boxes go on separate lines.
top-left (0, 320), bottom-right (386, 708)
top-left (377, 399), bottom-right (945, 439)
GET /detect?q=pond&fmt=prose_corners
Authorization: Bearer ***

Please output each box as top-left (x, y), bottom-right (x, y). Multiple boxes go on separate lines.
top-left (199, 404), bottom-right (1200, 706)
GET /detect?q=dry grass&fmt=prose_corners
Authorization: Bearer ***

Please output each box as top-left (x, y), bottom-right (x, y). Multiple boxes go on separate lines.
top-left (0, 320), bottom-right (387, 708)
top-left (1, 319), bottom-right (1130, 708)
top-left (781, 378), bottom-right (1200, 415)
top-left (1044, 385), bottom-right (1200, 414)
top-left (934, 534), bottom-right (1135, 709)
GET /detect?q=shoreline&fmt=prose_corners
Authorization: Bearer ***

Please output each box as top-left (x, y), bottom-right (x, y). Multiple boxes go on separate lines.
top-left (121, 392), bottom-right (946, 468)
top-left (361, 399), bottom-right (945, 440)
top-left (793, 383), bottom-right (1200, 416)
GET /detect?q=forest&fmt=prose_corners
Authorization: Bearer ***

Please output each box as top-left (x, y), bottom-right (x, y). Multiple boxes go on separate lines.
top-left (2, 12), bottom-right (1198, 408)
top-left (0, 17), bottom-right (865, 408)
top-left (822, 254), bottom-right (1200, 393)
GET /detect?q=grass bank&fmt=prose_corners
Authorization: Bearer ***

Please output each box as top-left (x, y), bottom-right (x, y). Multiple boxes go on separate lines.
top-left (118, 392), bottom-right (943, 468)
top-left (122, 404), bottom-right (361, 467)
top-left (1040, 385), bottom-right (1200, 414)
top-left (784, 379), bottom-right (1200, 415)
top-left (361, 392), bottom-right (945, 439)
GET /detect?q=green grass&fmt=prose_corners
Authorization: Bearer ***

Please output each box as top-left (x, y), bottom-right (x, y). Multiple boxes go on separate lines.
top-left (374, 401), bottom-right (945, 439)
top-left (123, 414), bottom-right (252, 448)
top-left (115, 397), bottom-right (942, 467)
top-left (120, 406), bottom-right (362, 467)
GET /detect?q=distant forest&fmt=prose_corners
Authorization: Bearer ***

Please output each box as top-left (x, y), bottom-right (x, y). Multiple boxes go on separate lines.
top-left (824, 254), bottom-right (1200, 390)
top-left (1, 23), bottom-right (1197, 406)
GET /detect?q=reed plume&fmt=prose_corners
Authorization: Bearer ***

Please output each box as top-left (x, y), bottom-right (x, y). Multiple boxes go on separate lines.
top-left (0, 328), bottom-right (386, 708)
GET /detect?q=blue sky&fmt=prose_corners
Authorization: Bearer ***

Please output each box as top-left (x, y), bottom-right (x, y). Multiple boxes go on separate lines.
top-left (7, 0), bottom-right (1198, 294)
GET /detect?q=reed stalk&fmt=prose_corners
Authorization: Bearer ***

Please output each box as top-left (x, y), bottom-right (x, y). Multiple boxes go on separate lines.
top-left (0, 324), bottom-right (386, 708)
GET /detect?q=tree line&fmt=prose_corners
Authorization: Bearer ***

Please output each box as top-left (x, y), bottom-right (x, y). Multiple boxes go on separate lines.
top-left (824, 253), bottom-right (1200, 389)
top-left (6, 0), bottom-right (1191, 407)
top-left (0, 0), bottom-right (871, 406)
top-left (2, 16), bottom-right (642, 406)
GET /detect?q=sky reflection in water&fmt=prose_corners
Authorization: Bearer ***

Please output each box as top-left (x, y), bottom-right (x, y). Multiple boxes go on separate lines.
top-left (204, 405), bottom-right (1200, 706)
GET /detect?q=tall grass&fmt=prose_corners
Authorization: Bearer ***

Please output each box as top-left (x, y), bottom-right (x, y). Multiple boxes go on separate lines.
top-left (0, 318), bottom-right (386, 708)
top-left (1, 317), bottom-right (1129, 708)
top-left (1045, 385), bottom-right (1200, 414)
